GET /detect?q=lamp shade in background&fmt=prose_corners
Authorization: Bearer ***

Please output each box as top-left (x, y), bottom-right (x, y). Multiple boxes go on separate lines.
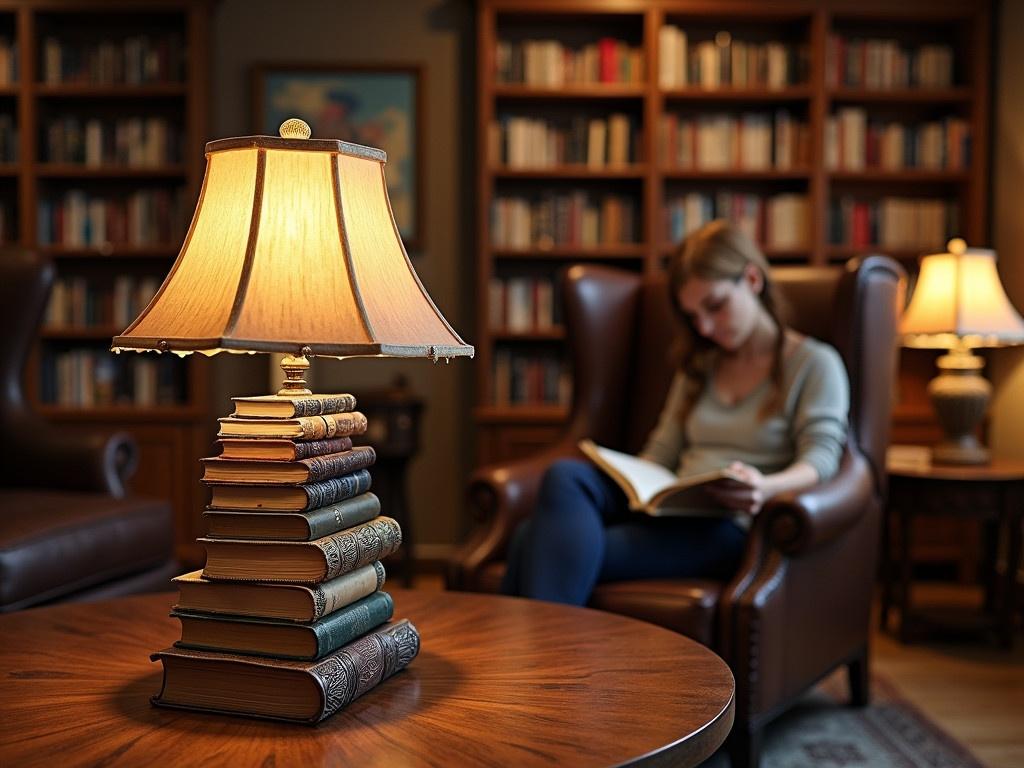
top-left (901, 240), bottom-right (1024, 349)
top-left (900, 239), bottom-right (1024, 465)
top-left (112, 125), bottom-right (472, 361)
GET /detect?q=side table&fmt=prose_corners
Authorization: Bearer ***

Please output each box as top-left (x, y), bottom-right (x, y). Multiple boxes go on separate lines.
top-left (881, 455), bottom-right (1024, 647)
top-left (351, 377), bottom-right (424, 587)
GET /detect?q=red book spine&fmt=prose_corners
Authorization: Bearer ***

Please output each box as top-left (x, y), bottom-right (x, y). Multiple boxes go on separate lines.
top-left (599, 38), bottom-right (616, 83)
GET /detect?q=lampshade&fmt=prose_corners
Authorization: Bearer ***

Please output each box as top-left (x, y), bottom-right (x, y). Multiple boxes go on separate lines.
top-left (112, 124), bottom-right (472, 361)
top-left (901, 238), bottom-right (1024, 349)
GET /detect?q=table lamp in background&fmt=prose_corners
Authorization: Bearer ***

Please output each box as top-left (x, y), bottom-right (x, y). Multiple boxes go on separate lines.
top-left (901, 238), bottom-right (1024, 465)
top-left (111, 118), bottom-right (472, 722)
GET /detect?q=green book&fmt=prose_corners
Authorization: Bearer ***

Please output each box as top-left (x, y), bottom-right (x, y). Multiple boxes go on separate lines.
top-left (172, 591), bottom-right (394, 661)
top-left (203, 493), bottom-right (381, 541)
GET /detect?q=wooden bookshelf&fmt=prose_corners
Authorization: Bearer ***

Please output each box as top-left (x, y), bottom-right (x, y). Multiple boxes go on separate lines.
top-left (2, 0), bottom-right (214, 564)
top-left (475, 0), bottom-right (991, 467)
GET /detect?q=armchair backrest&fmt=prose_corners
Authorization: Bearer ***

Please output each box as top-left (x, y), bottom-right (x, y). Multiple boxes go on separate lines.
top-left (1, 249), bottom-right (54, 415)
top-left (562, 257), bottom-right (905, 498)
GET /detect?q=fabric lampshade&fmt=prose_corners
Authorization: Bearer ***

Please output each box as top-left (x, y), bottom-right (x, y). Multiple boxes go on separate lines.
top-left (112, 124), bottom-right (472, 361)
top-left (901, 239), bottom-right (1024, 350)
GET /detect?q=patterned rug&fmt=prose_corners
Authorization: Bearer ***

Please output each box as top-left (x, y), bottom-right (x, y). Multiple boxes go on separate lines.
top-left (700, 674), bottom-right (985, 768)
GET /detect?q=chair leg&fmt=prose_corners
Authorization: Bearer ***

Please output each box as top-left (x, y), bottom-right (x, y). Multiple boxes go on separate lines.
top-left (727, 722), bottom-right (763, 768)
top-left (848, 647), bottom-right (870, 707)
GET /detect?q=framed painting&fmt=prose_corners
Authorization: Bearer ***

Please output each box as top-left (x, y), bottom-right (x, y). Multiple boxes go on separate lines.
top-left (253, 63), bottom-right (425, 251)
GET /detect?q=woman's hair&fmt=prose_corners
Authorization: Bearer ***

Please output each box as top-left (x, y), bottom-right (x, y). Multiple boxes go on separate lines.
top-left (667, 219), bottom-right (788, 425)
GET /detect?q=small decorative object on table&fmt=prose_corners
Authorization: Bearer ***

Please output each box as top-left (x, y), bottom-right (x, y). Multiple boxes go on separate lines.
top-left (110, 119), bottom-right (472, 722)
top-left (901, 238), bottom-right (1024, 465)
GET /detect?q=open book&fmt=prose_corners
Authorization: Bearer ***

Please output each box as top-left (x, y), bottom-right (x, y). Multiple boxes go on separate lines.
top-left (578, 439), bottom-right (752, 517)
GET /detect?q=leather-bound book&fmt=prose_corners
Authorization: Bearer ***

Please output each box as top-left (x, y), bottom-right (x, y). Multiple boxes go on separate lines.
top-left (207, 469), bottom-right (372, 511)
top-left (200, 517), bottom-right (402, 583)
top-left (217, 436), bottom-right (353, 461)
top-left (173, 562), bottom-right (386, 622)
top-left (173, 591), bottom-right (394, 660)
top-left (152, 619), bottom-right (420, 724)
top-left (201, 446), bottom-right (376, 484)
top-left (231, 393), bottom-right (357, 419)
top-left (202, 493), bottom-right (381, 541)
top-left (217, 411), bottom-right (368, 440)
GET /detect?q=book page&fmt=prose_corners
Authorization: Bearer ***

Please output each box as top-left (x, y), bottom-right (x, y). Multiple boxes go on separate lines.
top-left (579, 440), bottom-right (685, 507)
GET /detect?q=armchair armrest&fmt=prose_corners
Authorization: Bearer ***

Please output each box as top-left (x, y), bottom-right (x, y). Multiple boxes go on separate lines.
top-left (448, 440), bottom-right (579, 589)
top-left (1, 418), bottom-right (138, 497)
top-left (762, 449), bottom-right (874, 557)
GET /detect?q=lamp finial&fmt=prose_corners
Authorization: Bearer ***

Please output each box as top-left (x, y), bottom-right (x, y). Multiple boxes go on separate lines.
top-left (279, 118), bottom-right (311, 140)
top-left (947, 237), bottom-right (967, 256)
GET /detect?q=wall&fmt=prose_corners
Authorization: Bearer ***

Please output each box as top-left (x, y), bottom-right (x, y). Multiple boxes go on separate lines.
top-left (990, 0), bottom-right (1024, 459)
top-left (209, 0), bottom-right (476, 556)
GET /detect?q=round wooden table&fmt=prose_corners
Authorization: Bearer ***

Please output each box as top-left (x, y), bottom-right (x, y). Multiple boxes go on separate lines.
top-left (0, 589), bottom-right (734, 767)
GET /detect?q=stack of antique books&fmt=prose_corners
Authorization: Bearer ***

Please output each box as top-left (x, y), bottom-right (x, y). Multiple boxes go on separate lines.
top-left (150, 393), bottom-right (420, 724)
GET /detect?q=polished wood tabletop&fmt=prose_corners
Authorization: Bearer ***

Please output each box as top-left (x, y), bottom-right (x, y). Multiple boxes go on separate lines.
top-left (0, 589), bottom-right (734, 768)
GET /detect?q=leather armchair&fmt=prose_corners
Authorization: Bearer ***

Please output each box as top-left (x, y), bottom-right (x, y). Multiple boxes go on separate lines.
top-left (0, 249), bottom-right (178, 612)
top-left (449, 257), bottom-right (905, 768)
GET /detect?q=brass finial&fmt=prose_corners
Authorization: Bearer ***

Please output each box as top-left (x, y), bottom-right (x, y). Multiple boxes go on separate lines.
top-left (279, 118), bottom-right (312, 140)
top-left (947, 237), bottom-right (967, 256)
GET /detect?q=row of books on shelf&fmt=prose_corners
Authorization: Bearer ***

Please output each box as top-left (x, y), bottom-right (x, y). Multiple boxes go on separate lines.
top-left (658, 27), bottom-right (808, 90)
top-left (0, 38), bottom-right (16, 85)
top-left (0, 113), bottom-right (15, 162)
top-left (827, 196), bottom-right (956, 249)
top-left (37, 188), bottom-right (187, 247)
top-left (494, 38), bottom-right (644, 86)
top-left (659, 110), bottom-right (809, 171)
top-left (39, 349), bottom-right (184, 407)
top-left (491, 193), bottom-right (637, 249)
top-left (43, 116), bottom-right (182, 167)
top-left (41, 35), bottom-right (184, 85)
top-left (153, 394), bottom-right (417, 723)
top-left (489, 113), bottom-right (638, 169)
top-left (488, 276), bottom-right (561, 332)
top-left (492, 350), bottom-right (571, 408)
top-left (665, 192), bottom-right (809, 250)
top-left (825, 36), bottom-right (954, 90)
top-left (43, 274), bottom-right (159, 329)
top-left (825, 110), bottom-right (970, 171)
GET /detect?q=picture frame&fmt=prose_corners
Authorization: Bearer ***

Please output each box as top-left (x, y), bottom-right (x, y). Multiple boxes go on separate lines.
top-left (252, 63), bottom-right (425, 251)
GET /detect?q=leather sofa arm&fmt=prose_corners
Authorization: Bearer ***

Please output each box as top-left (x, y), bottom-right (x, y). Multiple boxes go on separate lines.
top-left (2, 421), bottom-right (138, 497)
top-left (449, 441), bottom-right (579, 588)
top-left (761, 450), bottom-right (874, 557)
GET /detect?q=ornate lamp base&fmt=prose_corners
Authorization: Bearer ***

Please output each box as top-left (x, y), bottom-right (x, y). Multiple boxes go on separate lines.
top-left (927, 348), bottom-right (991, 465)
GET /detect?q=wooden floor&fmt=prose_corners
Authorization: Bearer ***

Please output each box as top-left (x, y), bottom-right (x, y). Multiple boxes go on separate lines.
top-left (418, 575), bottom-right (1023, 767)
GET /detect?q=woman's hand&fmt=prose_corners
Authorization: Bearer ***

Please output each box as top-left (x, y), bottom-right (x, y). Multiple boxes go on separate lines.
top-left (705, 461), bottom-right (769, 515)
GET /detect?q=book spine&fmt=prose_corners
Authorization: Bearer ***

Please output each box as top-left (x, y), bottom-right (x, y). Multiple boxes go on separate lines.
top-left (318, 516), bottom-right (402, 581)
top-left (312, 591), bottom-right (394, 659)
top-left (298, 412), bottom-right (368, 440)
top-left (301, 447), bottom-right (376, 483)
top-left (291, 437), bottom-right (353, 460)
top-left (301, 469), bottom-right (373, 511)
top-left (306, 493), bottom-right (382, 540)
top-left (311, 562), bottom-right (387, 620)
top-left (310, 619), bottom-right (420, 721)
top-left (290, 394), bottom-right (357, 417)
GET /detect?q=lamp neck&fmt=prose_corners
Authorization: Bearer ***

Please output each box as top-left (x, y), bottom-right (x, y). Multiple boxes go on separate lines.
top-left (278, 353), bottom-right (313, 396)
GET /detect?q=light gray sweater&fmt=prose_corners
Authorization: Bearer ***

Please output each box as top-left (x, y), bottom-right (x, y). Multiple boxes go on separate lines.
top-left (639, 337), bottom-right (850, 488)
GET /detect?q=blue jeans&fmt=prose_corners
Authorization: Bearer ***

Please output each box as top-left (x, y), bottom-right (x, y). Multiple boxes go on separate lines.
top-left (501, 459), bottom-right (747, 605)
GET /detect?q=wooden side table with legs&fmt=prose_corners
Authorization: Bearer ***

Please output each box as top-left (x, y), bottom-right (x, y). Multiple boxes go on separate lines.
top-left (881, 456), bottom-right (1024, 648)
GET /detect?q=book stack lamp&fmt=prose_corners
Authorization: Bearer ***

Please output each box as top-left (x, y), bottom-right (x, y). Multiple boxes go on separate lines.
top-left (111, 118), bottom-right (472, 722)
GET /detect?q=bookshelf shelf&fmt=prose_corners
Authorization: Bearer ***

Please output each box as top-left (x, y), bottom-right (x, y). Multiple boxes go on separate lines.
top-left (662, 86), bottom-right (812, 102)
top-left (40, 325), bottom-right (123, 340)
top-left (38, 245), bottom-right (180, 258)
top-left (475, 0), bottom-right (990, 466)
top-left (36, 165), bottom-right (189, 178)
top-left (661, 169), bottom-right (812, 180)
top-left (34, 84), bottom-right (188, 98)
top-left (0, 85), bottom-right (18, 96)
top-left (826, 88), bottom-right (972, 104)
top-left (0, 163), bottom-right (19, 176)
top-left (36, 405), bottom-right (203, 422)
top-left (827, 170), bottom-right (970, 183)
top-left (492, 165), bottom-right (647, 179)
top-left (491, 328), bottom-right (566, 341)
top-left (493, 244), bottom-right (646, 259)
top-left (493, 84), bottom-right (646, 100)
